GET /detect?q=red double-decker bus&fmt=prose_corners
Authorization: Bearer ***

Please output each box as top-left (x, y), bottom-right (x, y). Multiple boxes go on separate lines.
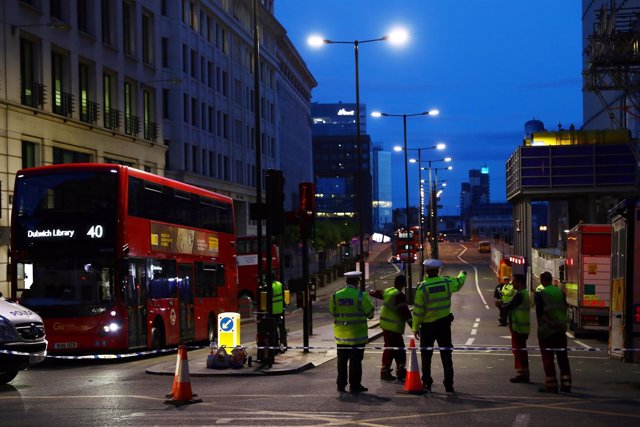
top-left (236, 236), bottom-right (279, 302)
top-left (10, 164), bottom-right (237, 354)
top-left (392, 227), bottom-right (419, 263)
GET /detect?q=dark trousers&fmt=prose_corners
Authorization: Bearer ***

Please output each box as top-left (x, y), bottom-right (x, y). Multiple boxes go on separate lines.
top-left (510, 327), bottom-right (529, 377)
top-left (381, 330), bottom-right (406, 372)
top-left (539, 332), bottom-right (571, 390)
top-left (274, 313), bottom-right (286, 348)
top-left (337, 345), bottom-right (365, 389)
top-left (419, 317), bottom-right (453, 387)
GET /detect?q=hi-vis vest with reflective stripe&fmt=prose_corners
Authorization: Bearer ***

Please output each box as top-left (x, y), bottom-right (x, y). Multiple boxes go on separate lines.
top-left (330, 285), bottom-right (375, 345)
top-left (412, 272), bottom-right (466, 331)
top-left (272, 280), bottom-right (284, 315)
top-left (538, 285), bottom-right (567, 339)
top-left (379, 287), bottom-right (405, 334)
top-left (510, 289), bottom-right (530, 334)
top-left (501, 283), bottom-right (515, 303)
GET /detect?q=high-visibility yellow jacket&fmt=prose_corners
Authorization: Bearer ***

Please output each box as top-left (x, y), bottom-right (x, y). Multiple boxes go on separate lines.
top-left (272, 280), bottom-right (284, 315)
top-left (412, 272), bottom-right (466, 332)
top-left (510, 289), bottom-right (530, 334)
top-left (501, 283), bottom-right (515, 303)
top-left (536, 285), bottom-right (567, 339)
top-left (379, 287), bottom-right (408, 334)
top-left (330, 285), bottom-right (375, 345)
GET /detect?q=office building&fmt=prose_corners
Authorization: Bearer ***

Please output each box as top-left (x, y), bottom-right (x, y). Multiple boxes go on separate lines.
top-left (372, 145), bottom-right (392, 233)
top-left (311, 102), bottom-right (373, 235)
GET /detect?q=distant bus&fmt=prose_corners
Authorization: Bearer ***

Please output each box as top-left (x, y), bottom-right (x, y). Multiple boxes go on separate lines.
top-left (236, 235), bottom-right (279, 301)
top-left (11, 164), bottom-right (237, 354)
top-left (392, 227), bottom-right (419, 263)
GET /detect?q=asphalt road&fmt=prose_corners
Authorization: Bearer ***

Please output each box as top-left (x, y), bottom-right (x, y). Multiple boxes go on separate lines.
top-left (2, 242), bottom-right (639, 426)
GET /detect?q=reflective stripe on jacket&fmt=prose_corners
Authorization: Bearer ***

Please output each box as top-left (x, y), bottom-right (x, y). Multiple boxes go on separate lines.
top-left (379, 287), bottom-right (405, 334)
top-left (412, 271), bottom-right (466, 332)
top-left (330, 285), bottom-right (375, 345)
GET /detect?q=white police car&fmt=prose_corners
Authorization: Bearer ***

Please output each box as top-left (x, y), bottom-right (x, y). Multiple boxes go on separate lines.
top-left (0, 296), bottom-right (47, 384)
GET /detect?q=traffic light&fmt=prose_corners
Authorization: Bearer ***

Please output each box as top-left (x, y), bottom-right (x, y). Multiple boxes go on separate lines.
top-left (299, 182), bottom-right (315, 238)
top-left (265, 169), bottom-right (285, 235)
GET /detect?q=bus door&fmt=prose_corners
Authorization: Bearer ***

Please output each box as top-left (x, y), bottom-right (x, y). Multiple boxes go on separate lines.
top-left (126, 260), bottom-right (148, 348)
top-left (178, 263), bottom-right (195, 342)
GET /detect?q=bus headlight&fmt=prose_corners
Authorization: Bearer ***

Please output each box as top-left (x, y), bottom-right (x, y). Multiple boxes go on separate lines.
top-left (100, 321), bottom-right (122, 334)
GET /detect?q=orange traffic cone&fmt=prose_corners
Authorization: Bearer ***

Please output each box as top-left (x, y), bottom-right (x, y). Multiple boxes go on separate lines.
top-left (401, 339), bottom-right (423, 394)
top-left (164, 345), bottom-right (203, 406)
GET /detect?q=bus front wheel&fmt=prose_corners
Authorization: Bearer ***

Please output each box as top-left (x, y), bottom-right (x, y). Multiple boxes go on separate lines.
top-left (151, 321), bottom-right (165, 351)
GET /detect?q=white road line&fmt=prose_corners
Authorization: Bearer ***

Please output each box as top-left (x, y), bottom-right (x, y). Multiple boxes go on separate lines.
top-left (513, 413), bottom-right (531, 427)
top-left (471, 329), bottom-right (478, 335)
top-left (473, 322), bottom-right (479, 328)
top-left (457, 244), bottom-right (490, 309)
top-left (574, 339), bottom-right (592, 349)
top-left (476, 317), bottom-right (480, 322)
top-left (465, 338), bottom-right (475, 345)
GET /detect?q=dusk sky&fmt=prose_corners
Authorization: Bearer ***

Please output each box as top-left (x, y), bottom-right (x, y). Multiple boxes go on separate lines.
top-left (275, 0), bottom-right (584, 215)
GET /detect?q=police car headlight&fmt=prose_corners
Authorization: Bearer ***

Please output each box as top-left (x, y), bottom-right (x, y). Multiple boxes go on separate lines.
top-left (0, 317), bottom-right (18, 343)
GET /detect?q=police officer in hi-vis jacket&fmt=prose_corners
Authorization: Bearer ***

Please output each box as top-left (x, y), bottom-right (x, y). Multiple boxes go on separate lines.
top-left (329, 271), bottom-right (375, 394)
top-left (413, 259), bottom-right (466, 393)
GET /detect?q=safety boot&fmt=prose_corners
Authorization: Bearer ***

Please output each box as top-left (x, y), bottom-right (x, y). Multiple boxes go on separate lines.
top-left (380, 369), bottom-right (396, 381)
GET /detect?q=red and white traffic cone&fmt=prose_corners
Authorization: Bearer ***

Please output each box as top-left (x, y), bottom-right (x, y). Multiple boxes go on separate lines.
top-left (164, 345), bottom-right (203, 406)
top-left (401, 339), bottom-right (423, 394)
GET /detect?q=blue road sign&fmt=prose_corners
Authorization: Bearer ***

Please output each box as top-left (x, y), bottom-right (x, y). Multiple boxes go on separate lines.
top-left (219, 317), bottom-right (234, 332)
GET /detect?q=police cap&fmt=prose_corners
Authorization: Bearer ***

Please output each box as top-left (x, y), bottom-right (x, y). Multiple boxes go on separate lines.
top-left (423, 259), bottom-right (443, 269)
top-left (344, 271), bottom-right (362, 284)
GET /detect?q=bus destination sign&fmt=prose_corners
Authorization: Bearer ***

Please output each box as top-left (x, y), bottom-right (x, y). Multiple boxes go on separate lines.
top-left (26, 225), bottom-right (105, 240)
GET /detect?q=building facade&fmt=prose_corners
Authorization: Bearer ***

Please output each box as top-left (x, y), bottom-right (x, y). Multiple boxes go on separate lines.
top-left (372, 145), bottom-right (392, 234)
top-left (0, 0), bottom-right (168, 296)
top-left (159, 0), bottom-right (315, 235)
top-left (0, 0), bottom-right (316, 296)
top-left (311, 102), bottom-right (373, 236)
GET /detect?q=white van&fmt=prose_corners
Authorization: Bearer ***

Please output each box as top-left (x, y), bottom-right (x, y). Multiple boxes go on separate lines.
top-left (0, 297), bottom-right (47, 384)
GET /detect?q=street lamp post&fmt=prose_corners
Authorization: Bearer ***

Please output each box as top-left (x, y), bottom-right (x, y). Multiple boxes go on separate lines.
top-left (415, 159), bottom-right (452, 259)
top-left (372, 111), bottom-right (439, 297)
top-left (409, 144), bottom-right (445, 278)
top-left (309, 29), bottom-right (408, 290)
top-left (426, 163), bottom-right (452, 259)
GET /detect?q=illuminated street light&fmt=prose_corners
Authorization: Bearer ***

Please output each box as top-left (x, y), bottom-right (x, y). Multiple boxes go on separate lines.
top-left (309, 29), bottom-right (408, 289)
top-left (414, 159), bottom-right (453, 259)
top-left (388, 138), bottom-right (443, 287)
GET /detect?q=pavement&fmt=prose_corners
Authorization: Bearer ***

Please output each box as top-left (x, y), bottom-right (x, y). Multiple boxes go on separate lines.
top-left (146, 243), bottom-right (392, 377)
top-left (145, 315), bottom-right (382, 377)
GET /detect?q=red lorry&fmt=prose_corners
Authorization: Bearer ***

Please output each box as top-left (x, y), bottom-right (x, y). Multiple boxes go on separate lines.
top-left (565, 223), bottom-right (612, 335)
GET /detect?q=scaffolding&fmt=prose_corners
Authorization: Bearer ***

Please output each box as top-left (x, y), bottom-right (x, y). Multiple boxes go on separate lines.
top-left (584, 2), bottom-right (640, 129)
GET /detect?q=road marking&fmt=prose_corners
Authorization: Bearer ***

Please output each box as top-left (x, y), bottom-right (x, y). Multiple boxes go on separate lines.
top-left (457, 244), bottom-right (490, 309)
top-left (573, 339), bottom-right (592, 349)
top-left (473, 322), bottom-right (479, 328)
top-left (471, 329), bottom-right (478, 335)
top-left (466, 338), bottom-right (475, 345)
top-left (513, 413), bottom-right (531, 427)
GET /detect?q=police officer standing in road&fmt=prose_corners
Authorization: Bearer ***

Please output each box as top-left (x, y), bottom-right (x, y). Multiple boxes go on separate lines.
top-left (369, 274), bottom-right (412, 382)
top-left (494, 276), bottom-right (511, 326)
top-left (413, 259), bottom-right (467, 393)
top-left (329, 271), bottom-right (375, 394)
top-left (535, 270), bottom-right (572, 393)
top-left (499, 273), bottom-right (531, 383)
